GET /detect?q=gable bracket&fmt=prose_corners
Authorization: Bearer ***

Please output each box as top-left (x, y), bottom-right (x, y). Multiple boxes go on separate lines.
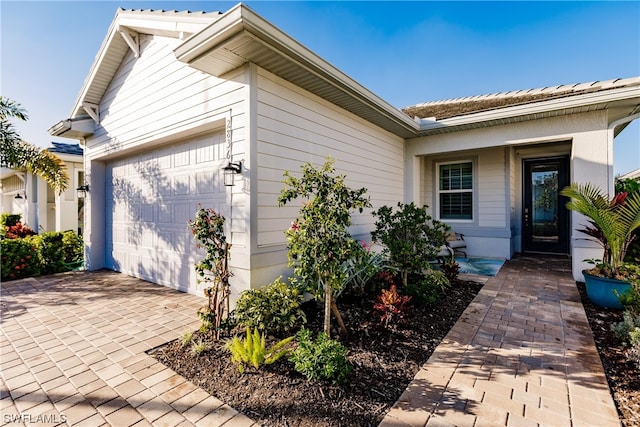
top-left (118, 26), bottom-right (140, 58)
top-left (82, 102), bottom-right (100, 124)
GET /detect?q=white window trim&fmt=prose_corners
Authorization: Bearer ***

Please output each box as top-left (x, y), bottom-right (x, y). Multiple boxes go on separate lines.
top-left (436, 159), bottom-right (474, 223)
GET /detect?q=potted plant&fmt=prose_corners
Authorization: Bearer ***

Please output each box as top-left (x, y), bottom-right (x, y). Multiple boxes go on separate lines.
top-left (561, 183), bottom-right (640, 309)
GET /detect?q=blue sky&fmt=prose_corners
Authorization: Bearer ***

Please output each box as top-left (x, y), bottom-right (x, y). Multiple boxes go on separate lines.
top-left (2, 1), bottom-right (639, 174)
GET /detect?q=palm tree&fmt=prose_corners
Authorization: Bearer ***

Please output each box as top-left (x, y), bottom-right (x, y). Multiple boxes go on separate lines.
top-left (0, 97), bottom-right (69, 194)
top-left (561, 183), bottom-right (640, 276)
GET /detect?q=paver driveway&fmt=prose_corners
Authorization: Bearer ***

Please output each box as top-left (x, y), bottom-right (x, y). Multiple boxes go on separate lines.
top-left (1, 270), bottom-right (255, 426)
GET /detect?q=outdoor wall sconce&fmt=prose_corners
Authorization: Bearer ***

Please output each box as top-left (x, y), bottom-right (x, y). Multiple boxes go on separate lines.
top-left (76, 184), bottom-right (90, 199)
top-left (223, 161), bottom-right (242, 186)
top-left (14, 192), bottom-right (25, 200)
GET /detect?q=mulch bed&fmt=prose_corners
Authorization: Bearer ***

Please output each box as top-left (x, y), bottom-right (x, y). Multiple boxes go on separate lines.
top-left (577, 282), bottom-right (640, 427)
top-left (150, 279), bottom-right (484, 427)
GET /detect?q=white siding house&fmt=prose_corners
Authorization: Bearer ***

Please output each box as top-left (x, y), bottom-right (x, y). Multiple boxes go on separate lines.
top-left (0, 142), bottom-right (84, 234)
top-left (51, 3), bottom-right (640, 298)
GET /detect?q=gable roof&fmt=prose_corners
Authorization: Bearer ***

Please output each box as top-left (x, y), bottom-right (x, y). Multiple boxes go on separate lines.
top-left (403, 78), bottom-right (640, 121)
top-left (56, 3), bottom-right (640, 141)
top-left (70, 8), bottom-right (221, 120)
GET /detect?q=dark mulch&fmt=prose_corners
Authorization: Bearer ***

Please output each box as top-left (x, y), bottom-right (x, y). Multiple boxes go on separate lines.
top-left (150, 279), bottom-right (484, 427)
top-left (577, 282), bottom-right (640, 427)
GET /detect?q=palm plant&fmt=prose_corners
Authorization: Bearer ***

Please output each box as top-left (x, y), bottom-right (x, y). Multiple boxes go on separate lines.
top-left (561, 183), bottom-right (640, 277)
top-left (0, 97), bottom-right (69, 194)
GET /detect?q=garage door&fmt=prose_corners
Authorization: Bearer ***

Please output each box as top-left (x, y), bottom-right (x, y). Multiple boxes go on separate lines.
top-left (105, 132), bottom-right (228, 294)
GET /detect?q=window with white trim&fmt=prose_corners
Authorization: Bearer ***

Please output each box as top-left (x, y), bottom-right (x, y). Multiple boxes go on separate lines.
top-left (438, 161), bottom-right (473, 220)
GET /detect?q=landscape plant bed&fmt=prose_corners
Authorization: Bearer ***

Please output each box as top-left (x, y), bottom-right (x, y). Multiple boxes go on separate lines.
top-left (150, 279), bottom-right (484, 427)
top-left (577, 282), bottom-right (640, 426)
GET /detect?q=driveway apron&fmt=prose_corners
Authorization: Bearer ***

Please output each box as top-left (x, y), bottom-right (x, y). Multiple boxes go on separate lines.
top-left (1, 270), bottom-right (255, 426)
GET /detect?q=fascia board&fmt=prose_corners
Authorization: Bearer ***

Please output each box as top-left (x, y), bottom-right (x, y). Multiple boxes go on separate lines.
top-left (70, 11), bottom-right (121, 118)
top-left (418, 85), bottom-right (640, 133)
top-left (175, 4), bottom-right (419, 135)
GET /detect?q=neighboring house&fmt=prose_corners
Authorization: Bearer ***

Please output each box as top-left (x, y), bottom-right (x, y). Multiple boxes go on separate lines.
top-left (49, 4), bottom-right (640, 300)
top-left (0, 142), bottom-right (85, 234)
top-left (619, 168), bottom-right (640, 181)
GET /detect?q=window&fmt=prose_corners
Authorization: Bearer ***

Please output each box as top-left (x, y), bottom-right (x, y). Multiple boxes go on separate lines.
top-left (438, 161), bottom-right (473, 220)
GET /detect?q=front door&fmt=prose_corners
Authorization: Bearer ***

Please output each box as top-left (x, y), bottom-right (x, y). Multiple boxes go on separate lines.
top-left (523, 157), bottom-right (569, 254)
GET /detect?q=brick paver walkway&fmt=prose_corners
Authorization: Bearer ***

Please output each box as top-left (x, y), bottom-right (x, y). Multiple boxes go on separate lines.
top-left (379, 256), bottom-right (620, 427)
top-left (1, 270), bottom-right (255, 426)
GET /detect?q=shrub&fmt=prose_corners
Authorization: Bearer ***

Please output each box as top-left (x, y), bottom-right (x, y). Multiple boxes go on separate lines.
top-left (227, 327), bottom-right (294, 373)
top-left (290, 328), bottom-right (351, 384)
top-left (4, 222), bottom-right (36, 239)
top-left (0, 237), bottom-right (41, 281)
top-left (373, 284), bottom-right (412, 327)
top-left (232, 277), bottom-right (307, 337)
top-left (371, 202), bottom-right (449, 287)
top-left (1, 213), bottom-right (22, 227)
top-left (612, 311), bottom-right (640, 345)
top-left (190, 339), bottom-right (208, 356)
top-left (0, 231), bottom-right (82, 281)
top-left (405, 270), bottom-right (451, 305)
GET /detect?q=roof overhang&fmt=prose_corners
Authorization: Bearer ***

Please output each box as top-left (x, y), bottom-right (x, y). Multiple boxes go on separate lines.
top-left (48, 118), bottom-right (96, 141)
top-left (173, 3), bottom-right (419, 138)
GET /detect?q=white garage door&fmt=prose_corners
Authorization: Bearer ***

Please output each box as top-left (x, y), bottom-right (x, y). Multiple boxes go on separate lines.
top-left (105, 132), bottom-right (228, 294)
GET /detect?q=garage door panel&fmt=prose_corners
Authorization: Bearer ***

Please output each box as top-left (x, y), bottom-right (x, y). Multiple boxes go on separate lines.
top-left (106, 132), bottom-right (228, 295)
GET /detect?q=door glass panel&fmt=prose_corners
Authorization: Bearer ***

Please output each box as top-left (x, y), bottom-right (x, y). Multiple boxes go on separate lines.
top-left (531, 166), bottom-right (558, 244)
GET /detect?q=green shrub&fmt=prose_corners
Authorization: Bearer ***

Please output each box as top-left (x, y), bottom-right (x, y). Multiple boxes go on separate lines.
top-left (612, 311), bottom-right (640, 345)
top-left (227, 327), bottom-right (294, 373)
top-left (405, 270), bottom-right (451, 305)
top-left (371, 202), bottom-right (449, 287)
top-left (1, 213), bottom-right (21, 227)
top-left (232, 277), bottom-right (307, 337)
top-left (0, 237), bottom-right (41, 281)
top-left (290, 328), bottom-right (351, 384)
top-left (0, 231), bottom-right (83, 281)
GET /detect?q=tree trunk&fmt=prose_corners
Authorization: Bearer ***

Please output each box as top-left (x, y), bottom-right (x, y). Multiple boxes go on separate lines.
top-left (330, 298), bottom-right (348, 336)
top-left (324, 283), bottom-right (332, 337)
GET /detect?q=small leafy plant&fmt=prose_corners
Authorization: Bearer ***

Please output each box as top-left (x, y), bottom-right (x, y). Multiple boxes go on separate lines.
top-left (190, 339), bottom-right (208, 356)
top-left (441, 258), bottom-right (460, 283)
top-left (180, 331), bottom-right (193, 348)
top-left (405, 270), bottom-right (451, 305)
top-left (340, 241), bottom-right (386, 298)
top-left (227, 327), bottom-right (294, 374)
top-left (231, 277), bottom-right (307, 337)
top-left (373, 284), bottom-right (412, 327)
top-left (290, 328), bottom-right (351, 384)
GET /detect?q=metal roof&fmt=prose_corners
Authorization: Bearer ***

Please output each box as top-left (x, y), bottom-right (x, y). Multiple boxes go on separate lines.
top-left (47, 142), bottom-right (84, 156)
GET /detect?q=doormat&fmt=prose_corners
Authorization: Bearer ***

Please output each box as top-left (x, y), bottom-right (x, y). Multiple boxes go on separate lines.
top-left (455, 257), bottom-right (505, 277)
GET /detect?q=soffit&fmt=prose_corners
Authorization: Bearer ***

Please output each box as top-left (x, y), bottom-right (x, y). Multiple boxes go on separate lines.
top-left (174, 4), bottom-right (419, 138)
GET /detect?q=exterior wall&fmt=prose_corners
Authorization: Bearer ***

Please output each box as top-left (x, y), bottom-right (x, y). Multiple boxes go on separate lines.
top-left (252, 67), bottom-right (405, 287)
top-left (83, 34), bottom-right (250, 298)
top-left (422, 147), bottom-right (512, 259)
top-left (407, 110), bottom-right (611, 269)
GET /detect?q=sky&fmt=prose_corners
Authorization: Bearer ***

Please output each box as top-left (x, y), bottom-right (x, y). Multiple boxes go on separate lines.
top-left (1, 1), bottom-right (639, 175)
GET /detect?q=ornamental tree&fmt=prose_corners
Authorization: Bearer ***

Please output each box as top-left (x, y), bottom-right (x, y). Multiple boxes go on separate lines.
top-left (278, 158), bottom-right (370, 336)
top-left (371, 202), bottom-right (449, 287)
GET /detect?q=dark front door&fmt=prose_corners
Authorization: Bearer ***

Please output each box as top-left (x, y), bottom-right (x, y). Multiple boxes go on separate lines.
top-left (523, 157), bottom-right (570, 254)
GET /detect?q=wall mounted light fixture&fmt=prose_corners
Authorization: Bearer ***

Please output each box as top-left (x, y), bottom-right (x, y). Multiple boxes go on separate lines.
top-left (14, 192), bottom-right (24, 200)
top-left (76, 184), bottom-right (90, 199)
top-left (223, 161), bottom-right (242, 187)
